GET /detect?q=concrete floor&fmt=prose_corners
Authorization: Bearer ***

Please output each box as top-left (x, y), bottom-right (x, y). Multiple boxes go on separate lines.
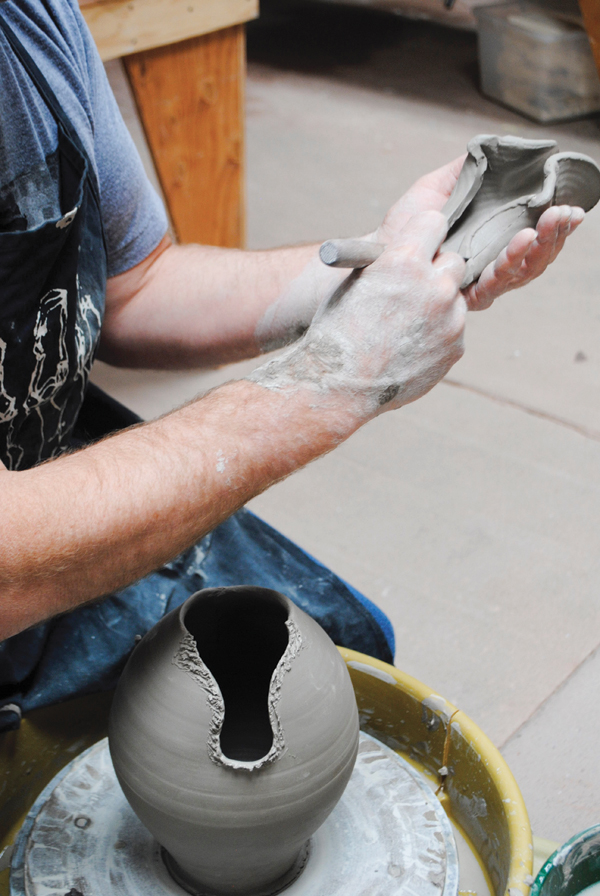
top-left (100, 3), bottom-right (600, 845)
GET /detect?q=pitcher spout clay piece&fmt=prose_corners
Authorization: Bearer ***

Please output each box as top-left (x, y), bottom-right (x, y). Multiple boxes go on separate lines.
top-left (441, 134), bottom-right (600, 287)
top-left (108, 586), bottom-right (360, 896)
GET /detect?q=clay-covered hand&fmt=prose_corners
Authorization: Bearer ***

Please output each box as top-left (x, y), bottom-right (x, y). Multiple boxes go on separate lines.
top-left (255, 254), bottom-right (351, 354)
top-left (376, 157), bottom-right (467, 240)
top-left (461, 205), bottom-right (584, 311)
top-left (249, 212), bottom-right (467, 422)
top-left (376, 157), bottom-right (585, 312)
top-left (256, 158), bottom-right (465, 354)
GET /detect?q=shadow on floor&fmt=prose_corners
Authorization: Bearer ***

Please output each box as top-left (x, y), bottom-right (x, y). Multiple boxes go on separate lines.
top-left (247, 0), bottom-right (600, 140)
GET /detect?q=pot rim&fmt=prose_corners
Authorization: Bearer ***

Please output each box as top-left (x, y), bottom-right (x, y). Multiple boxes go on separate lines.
top-left (177, 585), bottom-right (292, 635)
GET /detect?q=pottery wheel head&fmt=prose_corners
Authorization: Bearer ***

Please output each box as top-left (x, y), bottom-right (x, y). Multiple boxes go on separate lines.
top-left (10, 734), bottom-right (460, 896)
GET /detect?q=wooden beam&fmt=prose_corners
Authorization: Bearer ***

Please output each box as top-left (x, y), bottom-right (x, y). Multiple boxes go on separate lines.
top-left (579, 0), bottom-right (600, 79)
top-left (124, 25), bottom-right (246, 248)
top-left (79, 0), bottom-right (257, 61)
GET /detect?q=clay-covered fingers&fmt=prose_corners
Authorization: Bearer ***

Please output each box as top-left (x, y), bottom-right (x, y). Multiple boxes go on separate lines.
top-left (464, 204), bottom-right (585, 311)
top-left (382, 212), bottom-right (465, 318)
top-left (384, 213), bottom-right (466, 388)
top-left (432, 247), bottom-right (466, 284)
top-left (464, 230), bottom-right (536, 310)
top-left (379, 213), bottom-right (466, 315)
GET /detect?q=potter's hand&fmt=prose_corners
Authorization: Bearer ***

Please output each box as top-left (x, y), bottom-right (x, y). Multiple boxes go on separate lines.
top-left (376, 157), bottom-right (467, 242)
top-left (249, 212), bottom-right (466, 421)
top-left (256, 158), bottom-right (466, 354)
top-left (462, 205), bottom-right (584, 311)
top-left (377, 161), bottom-right (585, 312)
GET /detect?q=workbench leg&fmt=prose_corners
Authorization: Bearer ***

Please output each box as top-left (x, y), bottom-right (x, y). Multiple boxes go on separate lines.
top-left (124, 24), bottom-right (246, 248)
top-left (579, 0), bottom-right (600, 81)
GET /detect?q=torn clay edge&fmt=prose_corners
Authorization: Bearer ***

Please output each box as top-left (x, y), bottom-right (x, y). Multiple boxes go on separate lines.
top-left (442, 134), bottom-right (559, 230)
top-left (172, 614), bottom-right (304, 771)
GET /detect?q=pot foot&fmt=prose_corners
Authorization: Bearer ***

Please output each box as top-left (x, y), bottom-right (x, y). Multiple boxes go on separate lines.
top-left (162, 840), bottom-right (312, 896)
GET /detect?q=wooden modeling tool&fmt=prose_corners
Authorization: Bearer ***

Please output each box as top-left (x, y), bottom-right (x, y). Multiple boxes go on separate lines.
top-left (319, 239), bottom-right (385, 269)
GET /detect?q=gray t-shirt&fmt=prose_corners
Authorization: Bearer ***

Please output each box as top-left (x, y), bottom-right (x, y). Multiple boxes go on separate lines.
top-left (0, 0), bottom-right (168, 277)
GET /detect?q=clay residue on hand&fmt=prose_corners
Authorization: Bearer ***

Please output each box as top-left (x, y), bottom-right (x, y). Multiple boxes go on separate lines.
top-left (255, 255), bottom-right (347, 354)
top-left (254, 233), bottom-right (381, 354)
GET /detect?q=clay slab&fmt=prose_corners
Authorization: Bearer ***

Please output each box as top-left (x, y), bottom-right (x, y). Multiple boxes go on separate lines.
top-left (441, 134), bottom-right (600, 287)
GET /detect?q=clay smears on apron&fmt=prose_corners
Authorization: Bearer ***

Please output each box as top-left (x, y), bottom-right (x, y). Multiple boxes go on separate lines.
top-left (0, 12), bottom-right (107, 471)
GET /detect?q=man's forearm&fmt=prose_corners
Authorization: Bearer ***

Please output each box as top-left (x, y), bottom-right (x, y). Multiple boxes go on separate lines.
top-left (1, 209), bottom-right (470, 642)
top-left (0, 379), bottom-right (357, 641)
top-left (99, 237), bottom-right (345, 369)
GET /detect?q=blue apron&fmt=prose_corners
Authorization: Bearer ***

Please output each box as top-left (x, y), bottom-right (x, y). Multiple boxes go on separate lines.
top-left (0, 15), bottom-right (394, 733)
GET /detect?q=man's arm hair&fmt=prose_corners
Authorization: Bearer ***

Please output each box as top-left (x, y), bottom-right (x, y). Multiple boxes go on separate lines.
top-left (0, 238), bottom-right (341, 640)
top-left (0, 211), bottom-right (468, 641)
top-left (0, 378), bottom-right (355, 640)
top-left (99, 235), bottom-right (324, 369)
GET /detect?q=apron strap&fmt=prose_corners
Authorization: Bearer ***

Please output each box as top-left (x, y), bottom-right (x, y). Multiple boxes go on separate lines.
top-left (0, 11), bottom-right (100, 200)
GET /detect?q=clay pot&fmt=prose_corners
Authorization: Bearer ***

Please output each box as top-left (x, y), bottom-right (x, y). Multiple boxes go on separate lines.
top-left (108, 586), bottom-right (360, 896)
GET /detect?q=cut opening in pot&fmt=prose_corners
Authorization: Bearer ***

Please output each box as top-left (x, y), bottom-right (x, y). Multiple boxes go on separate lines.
top-left (184, 589), bottom-right (290, 762)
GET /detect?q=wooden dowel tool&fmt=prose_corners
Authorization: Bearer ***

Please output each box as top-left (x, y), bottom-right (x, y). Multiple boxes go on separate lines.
top-left (319, 238), bottom-right (385, 269)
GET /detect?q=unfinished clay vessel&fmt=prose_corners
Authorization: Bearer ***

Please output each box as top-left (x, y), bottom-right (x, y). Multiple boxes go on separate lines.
top-left (108, 586), bottom-right (360, 896)
top-left (442, 134), bottom-right (600, 287)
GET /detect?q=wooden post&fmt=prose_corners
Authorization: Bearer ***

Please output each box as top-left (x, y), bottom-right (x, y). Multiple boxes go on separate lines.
top-left (123, 25), bottom-right (246, 248)
top-left (580, 0), bottom-right (600, 80)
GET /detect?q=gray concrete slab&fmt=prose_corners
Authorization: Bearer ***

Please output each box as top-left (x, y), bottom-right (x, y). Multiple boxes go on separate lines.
top-left (502, 645), bottom-right (600, 842)
top-left (249, 381), bottom-right (600, 747)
